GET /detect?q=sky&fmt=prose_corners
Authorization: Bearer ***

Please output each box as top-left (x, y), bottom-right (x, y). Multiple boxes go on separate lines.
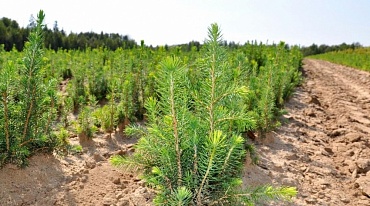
top-left (1, 0), bottom-right (369, 47)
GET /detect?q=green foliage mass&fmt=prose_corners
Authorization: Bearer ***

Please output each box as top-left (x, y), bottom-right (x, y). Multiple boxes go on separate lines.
top-left (309, 47), bottom-right (370, 71)
top-left (110, 24), bottom-right (298, 205)
top-left (0, 11), bottom-right (302, 205)
top-left (1, 29), bottom-right (301, 138)
top-left (0, 11), bottom-right (62, 167)
top-left (244, 42), bottom-right (302, 137)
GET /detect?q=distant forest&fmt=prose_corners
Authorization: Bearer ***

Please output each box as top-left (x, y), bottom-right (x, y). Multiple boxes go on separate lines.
top-left (0, 16), bottom-right (138, 51)
top-left (0, 16), bottom-right (205, 52)
top-left (0, 16), bottom-right (363, 54)
top-left (300, 42), bottom-right (363, 56)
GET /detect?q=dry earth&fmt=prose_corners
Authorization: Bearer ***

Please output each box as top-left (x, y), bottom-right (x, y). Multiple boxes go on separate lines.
top-left (244, 59), bottom-right (370, 206)
top-left (1, 59), bottom-right (369, 206)
top-left (0, 133), bottom-right (154, 206)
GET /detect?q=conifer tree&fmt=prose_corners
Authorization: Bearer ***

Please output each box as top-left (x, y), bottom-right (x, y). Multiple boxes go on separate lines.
top-left (111, 23), bottom-right (296, 205)
top-left (0, 10), bottom-right (60, 166)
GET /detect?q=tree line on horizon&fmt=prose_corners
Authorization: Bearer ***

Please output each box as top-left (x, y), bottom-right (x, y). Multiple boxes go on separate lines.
top-left (0, 16), bottom-right (207, 52)
top-left (300, 42), bottom-right (363, 56)
top-left (0, 16), bottom-right (363, 54)
top-left (0, 17), bottom-right (143, 51)
top-left (0, 16), bottom-right (138, 51)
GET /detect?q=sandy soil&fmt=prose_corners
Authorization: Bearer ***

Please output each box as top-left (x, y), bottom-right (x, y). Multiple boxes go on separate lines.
top-left (244, 59), bottom-right (370, 205)
top-left (1, 59), bottom-right (369, 206)
top-left (0, 133), bottom-right (154, 206)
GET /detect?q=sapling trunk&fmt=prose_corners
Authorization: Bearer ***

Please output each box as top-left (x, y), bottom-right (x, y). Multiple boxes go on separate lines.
top-left (169, 73), bottom-right (182, 187)
top-left (20, 10), bottom-right (46, 145)
top-left (2, 92), bottom-right (10, 151)
top-left (208, 53), bottom-right (216, 136)
top-left (107, 59), bottom-right (115, 136)
top-left (21, 82), bottom-right (36, 144)
top-left (0, 61), bottom-right (15, 153)
top-left (45, 91), bottom-right (55, 134)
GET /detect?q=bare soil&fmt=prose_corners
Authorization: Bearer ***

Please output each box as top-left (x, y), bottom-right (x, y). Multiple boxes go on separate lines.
top-left (1, 59), bottom-right (369, 206)
top-left (244, 59), bottom-right (370, 205)
top-left (0, 133), bottom-right (154, 206)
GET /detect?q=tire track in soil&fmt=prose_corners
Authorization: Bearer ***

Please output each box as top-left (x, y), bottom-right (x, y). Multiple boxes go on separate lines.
top-left (243, 59), bottom-right (370, 206)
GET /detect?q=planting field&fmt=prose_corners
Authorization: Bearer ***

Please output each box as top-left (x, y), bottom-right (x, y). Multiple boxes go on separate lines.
top-left (1, 12), bottom-right (369, 206)
top-left (310, 47), bottom-right (370, 71)
top-left (0, 16), bottom-right (302, 205)
top-left (1, 59), bottom-right (369, 205)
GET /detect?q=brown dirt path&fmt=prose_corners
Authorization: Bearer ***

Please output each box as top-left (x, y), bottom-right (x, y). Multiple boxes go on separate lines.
top-left (244, 59), bottom-right (370, 205)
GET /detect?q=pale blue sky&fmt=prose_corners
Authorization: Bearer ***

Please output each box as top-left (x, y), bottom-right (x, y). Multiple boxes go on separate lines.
top-left (1, 0), bottom-right (369, 46)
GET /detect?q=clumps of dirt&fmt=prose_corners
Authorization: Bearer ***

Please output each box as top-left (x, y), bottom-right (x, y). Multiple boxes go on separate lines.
top-left (243, 59), bottom-right (370, 205)
top-left (0, 133), bottom-right (154, 206)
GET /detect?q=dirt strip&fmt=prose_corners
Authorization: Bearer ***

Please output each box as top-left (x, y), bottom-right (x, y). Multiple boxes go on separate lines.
top-left (244, 59), bottom-right (370, 206)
